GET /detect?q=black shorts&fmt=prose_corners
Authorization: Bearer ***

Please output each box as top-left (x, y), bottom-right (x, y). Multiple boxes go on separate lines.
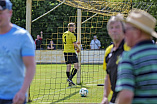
top-left (64, 52), bottom-right (78, 64)
top-left (0, 99), bottom-right (26, 104)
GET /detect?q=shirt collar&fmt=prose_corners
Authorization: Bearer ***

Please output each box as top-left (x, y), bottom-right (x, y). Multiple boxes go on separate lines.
top-left (113, 39), bottom-right (125, 50)
top-left (134, 40), bottom-right (153, 48)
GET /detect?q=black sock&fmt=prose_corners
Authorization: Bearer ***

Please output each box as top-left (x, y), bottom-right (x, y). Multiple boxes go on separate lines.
top-left (66, 72), bottom-right (70, 78)
top-left (69, 68), bottom-right (77, 80)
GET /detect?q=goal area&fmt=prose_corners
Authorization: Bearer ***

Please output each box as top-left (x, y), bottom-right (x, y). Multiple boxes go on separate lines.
top-left (24, 0), bottom-right (157, 103)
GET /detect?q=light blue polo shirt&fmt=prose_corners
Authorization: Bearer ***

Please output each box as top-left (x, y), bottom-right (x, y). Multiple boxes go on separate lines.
top-left (0, 24), bottom-right (35, 99)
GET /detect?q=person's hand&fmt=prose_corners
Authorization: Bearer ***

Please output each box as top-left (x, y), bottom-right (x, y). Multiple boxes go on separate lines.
top-left (40, 31), bottom-right (43, 34)
top-left (76, 49), bottom-right (80, 53)
top-left (77, 41), bottom-right (81, 45)
top-left (101, 97), bottom-right (109, 104)
top-left (12, 90), bottom-right (25, 104)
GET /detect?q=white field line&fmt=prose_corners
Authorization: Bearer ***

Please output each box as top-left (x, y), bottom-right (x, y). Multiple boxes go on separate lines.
top-left (33, 78), bottom-right (104, 101)
top-left (38, 102), bottom-right (99, 104)
top-left (33, 85), bottom-right (76, 101)
top-left (88, 78), bottom-right (104, 83)
top-left (33, 78), bottom-right (104, 81)
top-left (86, 84), bottom-right (97, 86)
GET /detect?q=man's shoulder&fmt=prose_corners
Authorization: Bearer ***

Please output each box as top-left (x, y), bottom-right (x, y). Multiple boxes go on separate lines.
top-left (63, 31), bottom-right (70, 36)
top-left (64, 31), bottom-right (75, 35)
top-left (104, 44), bottom-right (113, 57)
top-left (97, 39), bottom-right (100, 42)
top-left (13, 24), bottom-right (27, 33)
top-left (12, 24), bottom-right (33, 42)
top-left (106, 44), bottom-right (113, 51)
top-left (64, 31), bottom-right (68, 34)
top-left (12, 24), bottom-right (29, 37)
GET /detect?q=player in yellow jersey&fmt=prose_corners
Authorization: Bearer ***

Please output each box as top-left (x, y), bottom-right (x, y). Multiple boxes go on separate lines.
top-left (101, 14), bottom-right (130, 104)
top-left (62, 23), bottom-right (80, 86)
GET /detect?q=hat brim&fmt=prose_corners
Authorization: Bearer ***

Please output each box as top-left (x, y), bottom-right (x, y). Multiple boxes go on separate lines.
top-left (152, 31), bottom-right (157, 38)
top-left (122, 17), bottom-right (157, 38)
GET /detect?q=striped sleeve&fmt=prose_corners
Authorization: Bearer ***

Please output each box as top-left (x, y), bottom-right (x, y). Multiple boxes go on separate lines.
top-left (116, 51), bottom-right (135, 92)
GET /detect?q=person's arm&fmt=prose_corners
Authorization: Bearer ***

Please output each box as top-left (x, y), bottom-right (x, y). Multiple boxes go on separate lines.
top-left (40, 31), bottom-right (43, 39)
top-left (71, 34), bottom-right (80, 52)
top-left (51, 44), bottom-right (54, 49)
top-left (35, 40), bottom-right (36, 49)
top-left (47, 46), bottom-right (50, 49)
top-left (101, 75), bottom-right (111, 104)
top-left (116, 90), bottom-right (134, 104)
top-left (13, 56), bottom-right (36, 104)
top-left (115, 52), bottom-right (135, 104)
top-left (98, 40), bottom-right (101, 49)
top-left (74, 42), bottom-right (80, 53)
top-left (90, 40), bottom-right (93, 49)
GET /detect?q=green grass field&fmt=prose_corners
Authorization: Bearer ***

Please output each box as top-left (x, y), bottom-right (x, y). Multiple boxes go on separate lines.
top-left (29, 64), bottom-right (106, 104)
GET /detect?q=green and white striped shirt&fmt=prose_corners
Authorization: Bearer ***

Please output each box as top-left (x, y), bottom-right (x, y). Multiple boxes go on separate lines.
top-left (116, 40), bottom-right (157, 104)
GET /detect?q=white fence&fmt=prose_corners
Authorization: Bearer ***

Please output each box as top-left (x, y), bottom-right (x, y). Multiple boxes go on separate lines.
top-left (35, 50), bottom-right (105, 64)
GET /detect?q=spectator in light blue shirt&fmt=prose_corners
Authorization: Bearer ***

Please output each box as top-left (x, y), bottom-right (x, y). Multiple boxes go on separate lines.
top-left (0, 0), bottom-right (36, 104)
top-left (90, 35), bottom-right (101, 49)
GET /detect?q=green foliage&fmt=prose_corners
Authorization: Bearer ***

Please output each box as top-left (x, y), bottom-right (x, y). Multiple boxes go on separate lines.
top-left (11, 0), bottom-right (26, 28)
top-left (31, 0), bottom-right (77, 49)
top-left (10, 0), bottom-right (157, 49)
top-left (132, 0), bottom-right (157, 40)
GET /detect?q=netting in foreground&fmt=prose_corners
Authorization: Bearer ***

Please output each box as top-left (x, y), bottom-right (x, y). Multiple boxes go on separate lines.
top-left (57, 0), bottom-right (132, 16)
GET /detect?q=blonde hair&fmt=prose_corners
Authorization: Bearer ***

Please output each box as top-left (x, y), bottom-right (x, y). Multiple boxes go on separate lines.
top-left (68, 22), bottom-right (75, 28)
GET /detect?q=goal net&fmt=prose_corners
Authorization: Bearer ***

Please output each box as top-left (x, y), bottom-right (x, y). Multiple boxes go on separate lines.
top-left (57, 0), bottom-right (132, 16)
top-left (27, 0), bottom-right (156, 103)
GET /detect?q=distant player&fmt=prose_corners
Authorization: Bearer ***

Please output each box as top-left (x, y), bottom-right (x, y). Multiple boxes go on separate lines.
top-left (62, 22), bottom-right (80, 86)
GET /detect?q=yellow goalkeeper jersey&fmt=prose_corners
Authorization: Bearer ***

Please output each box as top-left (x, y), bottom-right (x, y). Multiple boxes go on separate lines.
top-left (62, 31), bottom-right (76, 53)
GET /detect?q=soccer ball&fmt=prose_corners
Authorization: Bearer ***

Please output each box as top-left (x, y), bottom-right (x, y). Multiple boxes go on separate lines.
top-left (79, 88), bottom-right (88, 97)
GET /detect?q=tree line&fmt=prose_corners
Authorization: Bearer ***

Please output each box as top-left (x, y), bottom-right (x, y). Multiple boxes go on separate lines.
top-left (10, 0), bottom-right (157, 49)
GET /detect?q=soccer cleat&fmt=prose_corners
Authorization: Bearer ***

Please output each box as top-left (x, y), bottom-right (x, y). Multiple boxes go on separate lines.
top-left (67, 79), bottom-right (75, 85)
top-left (68, 82), bottom-right (72, 86)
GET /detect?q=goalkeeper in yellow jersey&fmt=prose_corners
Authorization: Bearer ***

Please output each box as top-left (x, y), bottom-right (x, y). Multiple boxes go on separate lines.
top-left (62, 23), bottom-right (80, 86)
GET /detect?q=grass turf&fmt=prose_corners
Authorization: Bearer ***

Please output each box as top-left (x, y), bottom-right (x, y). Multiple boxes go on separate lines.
top-left (29, 64), bottom-right (106, 104)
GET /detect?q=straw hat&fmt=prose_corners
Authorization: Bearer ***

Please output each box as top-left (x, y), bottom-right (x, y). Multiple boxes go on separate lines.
top-left (124, 9), bottom-right (157, 38)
